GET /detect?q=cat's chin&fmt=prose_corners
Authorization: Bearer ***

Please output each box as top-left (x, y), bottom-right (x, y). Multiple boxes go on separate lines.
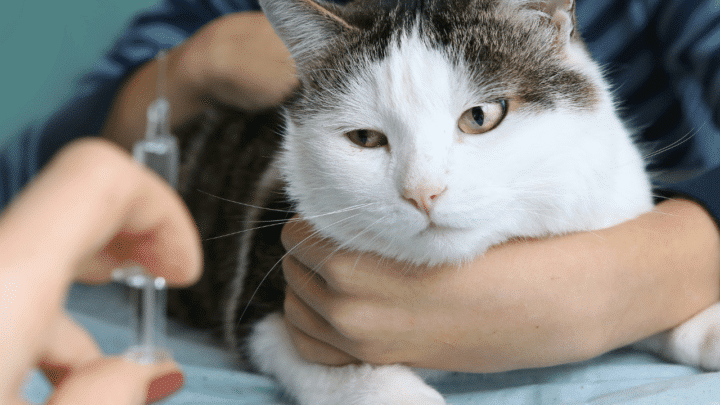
top-left (422, 222), bottom-right (465, 234)
top-left (323, 223), bottom-right (499, 268)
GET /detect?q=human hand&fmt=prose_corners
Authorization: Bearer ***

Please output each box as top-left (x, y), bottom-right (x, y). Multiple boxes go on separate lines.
top-left (174, 11), bottom-right (298, 112)
top-left (103, 12), bottom-right (297, 150)
top-left (281, 200), bottom-right (720, 373)
top-left (280, 218), bottom-right (585, 372)
top-left (0, 138), bottom-right (202, 404)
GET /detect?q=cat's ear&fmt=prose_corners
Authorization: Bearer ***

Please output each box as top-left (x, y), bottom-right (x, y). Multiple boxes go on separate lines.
top-left (259, 0), bottom-right (356, 70)
top-left (504, 0), bottom-right (578, 45)
top-left (524, 0), bottom-right (577, 44)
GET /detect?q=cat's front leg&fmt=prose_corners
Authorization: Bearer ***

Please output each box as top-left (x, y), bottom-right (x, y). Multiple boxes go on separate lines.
top-left (248, 312), bottom-right (447, 405)
top-left (635, 302), bottom-right (720, 370)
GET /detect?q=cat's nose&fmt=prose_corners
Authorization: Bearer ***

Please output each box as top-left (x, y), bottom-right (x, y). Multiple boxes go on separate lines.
top-left (403, 185), bottom-right (447, 216)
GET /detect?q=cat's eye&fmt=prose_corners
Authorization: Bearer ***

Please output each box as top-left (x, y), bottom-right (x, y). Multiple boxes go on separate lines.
top-left (346, 129), bottom-right (388, 148)
top-left (458, 100), bottom-right (508, 135)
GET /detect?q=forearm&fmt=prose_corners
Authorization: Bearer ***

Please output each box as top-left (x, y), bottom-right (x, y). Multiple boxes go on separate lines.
top-left (421, 199), bottom-right (720, 372)
top-left (281, 198), bottom-right (720, 373)
top-left (503, 199), bottom-right (720, 370)
top-left (595, 198), bottom-right (720, 352)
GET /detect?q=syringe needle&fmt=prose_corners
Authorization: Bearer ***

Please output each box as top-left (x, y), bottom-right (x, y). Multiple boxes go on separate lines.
top-left (114, 48), bottom-right (179, 365)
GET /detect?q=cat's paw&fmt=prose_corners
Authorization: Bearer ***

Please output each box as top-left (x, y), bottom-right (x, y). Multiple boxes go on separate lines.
top-left (697, 323), bottom-right (720, 370)
top-left (248, 313), bottom-right (446, 405)
top-left (357, 365), bottom-right (447, 405)
top-left (373, 388), bottom-right (446, 405)
top-left (642, 303), bottom-right (720, 370)
top-left (671, 320), bottom-right (720, 370)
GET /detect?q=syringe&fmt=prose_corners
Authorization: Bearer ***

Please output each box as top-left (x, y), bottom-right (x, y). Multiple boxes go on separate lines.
top-left (112, 50), bottom-right (179, 364)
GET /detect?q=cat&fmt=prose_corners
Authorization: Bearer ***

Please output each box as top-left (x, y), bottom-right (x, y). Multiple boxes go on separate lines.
top-left (169, 0), bottom-right (720, 404)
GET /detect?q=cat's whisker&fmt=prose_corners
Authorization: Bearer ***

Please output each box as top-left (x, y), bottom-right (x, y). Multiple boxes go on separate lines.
top-left (651, 194), bottom-right (677, 201)
top-left (196, 189), bottom-right (297, 213)
top-left (206, 203), bottom-right (380, 240)
top-left (246, 203), bottom-right (377, 224)
top-left (203, 218), bottom-right (303, 241)
top-left (642, 129), bottom-right (698, 161)
top-left (311, 215), bottom-right (390, 275)
top-left (348, 224), bottom-right (396, 275)
top-left (228, 216), bottom-right (299, 225)
top-left (236, 213), bottom-right (364, 324)
top-left (348, 226), bottom-right (402, 278)
top-left (645, 209), bottom-right (681, 217)
top-left (399, 259), bottom-right (420, 277)
top-left (222, 202), bottom-right (378, 222)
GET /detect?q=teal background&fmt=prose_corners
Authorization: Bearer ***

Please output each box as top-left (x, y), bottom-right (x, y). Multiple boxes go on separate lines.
top-left (0, 0), bottom-right (157, 146)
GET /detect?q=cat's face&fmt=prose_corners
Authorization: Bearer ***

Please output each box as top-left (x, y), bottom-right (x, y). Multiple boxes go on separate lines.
top-left (264, 0), bottom-right (652, 265)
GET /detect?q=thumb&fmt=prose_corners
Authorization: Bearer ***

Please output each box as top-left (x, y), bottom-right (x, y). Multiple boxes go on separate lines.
top-left (46, 358), bottom-right (183, 405)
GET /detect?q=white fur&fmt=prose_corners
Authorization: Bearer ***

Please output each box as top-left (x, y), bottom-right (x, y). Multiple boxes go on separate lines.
top-left (636, 303), bottom-right (720, 370)
top-left (260, 0), bottom-right (354, 70)
top-left (280, 29), bottom-right (652, 266)
top-left (249, 314), bottom-right (447, 405)
top-left (247, 2), bottom-right (720, 404)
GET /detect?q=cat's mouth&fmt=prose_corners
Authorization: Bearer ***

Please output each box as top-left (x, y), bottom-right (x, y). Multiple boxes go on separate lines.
top-left (423, 221), bottom-right (461, 234)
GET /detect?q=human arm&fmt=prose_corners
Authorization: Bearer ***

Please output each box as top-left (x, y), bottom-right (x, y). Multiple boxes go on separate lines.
top-left (101, 11), bottom-right (298, 150)
top-left (281, 197), bottom-right (720, 373)
top-left (0, 138), bottom-right (202, 404)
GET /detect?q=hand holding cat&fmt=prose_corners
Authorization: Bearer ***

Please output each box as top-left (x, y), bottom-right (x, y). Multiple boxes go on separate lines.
top-left (280, 216), bottom-right (596, 373)
top-left (281, 202), bottom-right (720, 373)
top-left (0, 138), bottom-right (202, 404)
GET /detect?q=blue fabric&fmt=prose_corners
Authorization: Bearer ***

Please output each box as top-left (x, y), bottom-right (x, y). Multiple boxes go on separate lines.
top-left (21, 284), bottom-right (720, 404)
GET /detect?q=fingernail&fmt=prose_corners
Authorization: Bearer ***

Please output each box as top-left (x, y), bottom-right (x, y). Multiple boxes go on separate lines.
top-left (38, 362), bottom-right (70, 386)
top-left (146, 371), bottom-right (184, 404)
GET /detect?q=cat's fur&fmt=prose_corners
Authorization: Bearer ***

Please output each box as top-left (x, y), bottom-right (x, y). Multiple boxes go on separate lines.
top-left (169, 0), bottom-right (720, 403)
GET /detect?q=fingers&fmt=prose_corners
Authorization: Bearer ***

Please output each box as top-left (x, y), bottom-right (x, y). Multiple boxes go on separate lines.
top-left (282, 254), bottom-right (354, 356)
top-left (0, 138), bottom-right (202, 287)
top-left (283, 313), bottom-right (358, 367)
top-left (280, 217), bottom-right (332, 271)
top-left (47, 357), bottom-right (183, 405)
top-left (38, 314), bottom-right (184, 405)
top-left (38, 314), bottom-right (102, 386)
top-left (280, 217), bottom-right (363, 294)
top-left (280, 217), bottom-right (402, 297)
top-left (282, 255), bottom-right (334, 318)
top-left (282, 238), bottom-right (360, 365)
top-left (284, 286), bottom-right (334, 343)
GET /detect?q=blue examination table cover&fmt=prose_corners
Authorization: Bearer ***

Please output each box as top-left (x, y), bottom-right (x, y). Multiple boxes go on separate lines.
top-left (24, 284), bottom-right (720, 404)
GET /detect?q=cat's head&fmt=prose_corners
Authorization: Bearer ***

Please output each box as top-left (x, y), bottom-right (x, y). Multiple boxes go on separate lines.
top-left (261, 0), bottom-right (652, 265)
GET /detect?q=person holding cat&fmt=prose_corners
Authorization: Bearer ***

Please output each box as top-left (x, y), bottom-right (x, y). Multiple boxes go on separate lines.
top-left (1, 0), bottom-right (719, 392)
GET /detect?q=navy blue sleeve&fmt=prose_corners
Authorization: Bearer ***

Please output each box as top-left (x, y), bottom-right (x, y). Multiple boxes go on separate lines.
top-left (578, 0), bottom-right (720, 226)
top-left (660, 167), bottom-right (720, 229)
top-left (0, 0), bottom-right (260, 210)
top-left (652, 0), bottom-right (720, 226)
